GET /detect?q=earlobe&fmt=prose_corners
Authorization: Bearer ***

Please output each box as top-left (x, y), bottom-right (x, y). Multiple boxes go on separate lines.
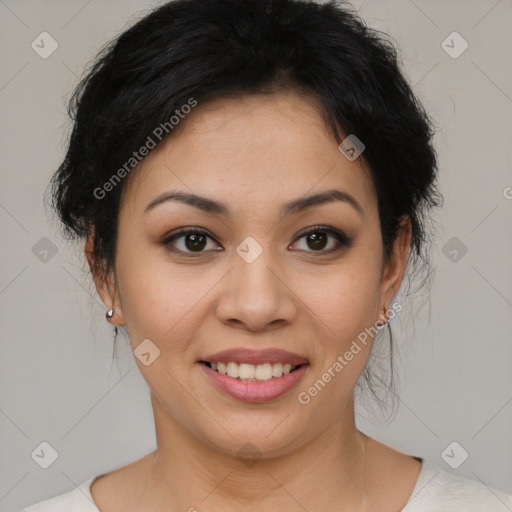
top-left (376, 308), bottom-right (390, 327)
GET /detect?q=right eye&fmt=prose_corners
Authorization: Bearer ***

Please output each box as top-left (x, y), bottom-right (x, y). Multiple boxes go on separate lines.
top-left (162, 228), bottom-right (223, 257)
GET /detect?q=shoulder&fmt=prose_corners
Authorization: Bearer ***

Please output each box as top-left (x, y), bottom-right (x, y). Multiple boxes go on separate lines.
top-left (19, 476), bottom-right (100, 512)
top-left (403, 459), bottom-right (512, 512)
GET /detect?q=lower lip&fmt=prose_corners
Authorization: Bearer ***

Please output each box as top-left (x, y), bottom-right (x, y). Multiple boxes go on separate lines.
top-left (200, 363), bottom-right (308, 402)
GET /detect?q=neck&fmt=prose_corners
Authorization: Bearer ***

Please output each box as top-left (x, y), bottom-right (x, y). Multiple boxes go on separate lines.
top-left (137, 394), bottom-right (371, 512)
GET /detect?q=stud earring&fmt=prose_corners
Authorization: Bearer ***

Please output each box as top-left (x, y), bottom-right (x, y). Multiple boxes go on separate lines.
top-left (106, 308), bottom-right (118, 343)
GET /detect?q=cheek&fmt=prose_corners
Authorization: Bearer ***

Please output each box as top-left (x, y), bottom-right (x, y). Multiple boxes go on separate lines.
top-left (297, 256), bottom-right (383, 340)
top-left (293, 252), bottom-right (383, 400)
top-left (115, 246), bottom-right (220, 355)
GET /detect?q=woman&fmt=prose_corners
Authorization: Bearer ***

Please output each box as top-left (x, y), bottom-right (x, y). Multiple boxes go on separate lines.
top-left (21, 0), bottom-right (512, 510)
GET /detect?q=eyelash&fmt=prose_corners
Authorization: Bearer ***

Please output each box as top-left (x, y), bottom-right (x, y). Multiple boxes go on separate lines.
top-left (161, 225), bottom-right (354, 258)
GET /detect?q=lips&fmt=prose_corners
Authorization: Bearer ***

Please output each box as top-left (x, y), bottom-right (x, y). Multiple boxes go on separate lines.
top-left (198, 348), bottom-right (309, 402)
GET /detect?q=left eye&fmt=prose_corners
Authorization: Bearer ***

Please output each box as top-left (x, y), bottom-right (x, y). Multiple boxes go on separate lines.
top-left (290, 226), bottom-right (353, 254)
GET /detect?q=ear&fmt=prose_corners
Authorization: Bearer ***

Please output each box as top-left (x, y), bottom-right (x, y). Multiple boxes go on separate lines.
top-left (377, 215), bottom-right (412, 324)
top-left (84, 230), bottom-right (126, 327)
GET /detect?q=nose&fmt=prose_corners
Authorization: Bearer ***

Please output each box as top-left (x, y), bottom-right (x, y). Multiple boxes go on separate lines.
top-left (215, 246), bottom-right (299, 332)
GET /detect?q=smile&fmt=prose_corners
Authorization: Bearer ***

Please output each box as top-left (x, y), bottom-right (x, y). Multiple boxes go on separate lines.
top-left (198, 347), bottom-right (309, 402)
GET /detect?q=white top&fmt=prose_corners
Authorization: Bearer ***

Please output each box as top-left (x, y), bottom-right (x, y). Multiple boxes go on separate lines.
top-left (19, 458), bottom-right (512, 512)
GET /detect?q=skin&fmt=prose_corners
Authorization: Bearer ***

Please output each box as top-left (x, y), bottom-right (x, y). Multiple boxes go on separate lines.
top-left (86, 89), bottom-right (421, 512)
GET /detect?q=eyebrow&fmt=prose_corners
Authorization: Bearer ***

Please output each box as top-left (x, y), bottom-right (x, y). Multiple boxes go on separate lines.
top-left (144, 188), bottom-right (364, 217)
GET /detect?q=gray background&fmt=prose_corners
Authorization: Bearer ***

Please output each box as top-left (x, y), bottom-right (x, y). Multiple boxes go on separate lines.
top-left (1, 0), bottom-right (511, 510)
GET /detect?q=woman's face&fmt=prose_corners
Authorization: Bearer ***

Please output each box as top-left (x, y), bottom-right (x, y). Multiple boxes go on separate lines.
top-left (91, 90), bottom-right (410, 458)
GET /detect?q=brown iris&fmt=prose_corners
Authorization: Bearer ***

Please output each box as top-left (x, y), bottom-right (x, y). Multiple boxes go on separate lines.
top-left (306, 231), bottom-right (328, 251)
top-left (185, 233), bottom-right (207, 251)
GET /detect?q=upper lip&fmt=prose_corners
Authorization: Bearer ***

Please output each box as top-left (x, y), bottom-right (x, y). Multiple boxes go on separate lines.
top-left (200, 348), bottom-right (309, 366)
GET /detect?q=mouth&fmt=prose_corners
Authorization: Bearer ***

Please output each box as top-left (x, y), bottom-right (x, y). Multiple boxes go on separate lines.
top-left (198, 348), bottom-right (309, 402)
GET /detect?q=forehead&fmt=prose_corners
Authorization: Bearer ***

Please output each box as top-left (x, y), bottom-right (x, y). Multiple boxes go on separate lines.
top-left (122, 91), bottom-right (377, 218)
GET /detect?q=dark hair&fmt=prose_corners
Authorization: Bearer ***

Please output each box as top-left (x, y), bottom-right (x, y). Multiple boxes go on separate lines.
top-left (48, 0), bottom-right (442, 414)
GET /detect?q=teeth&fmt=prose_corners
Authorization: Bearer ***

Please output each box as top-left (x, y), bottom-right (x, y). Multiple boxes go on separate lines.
top-left (208, 361), bottom-right (300, 381)
top-left (272, 363), bottom-right (283, 378)
top-left (226, 362), bottom-right (239, 378)
top-left (255, 363), bottom-right (272, 380)
top-left (239, 363), bottom-right (255, 379)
